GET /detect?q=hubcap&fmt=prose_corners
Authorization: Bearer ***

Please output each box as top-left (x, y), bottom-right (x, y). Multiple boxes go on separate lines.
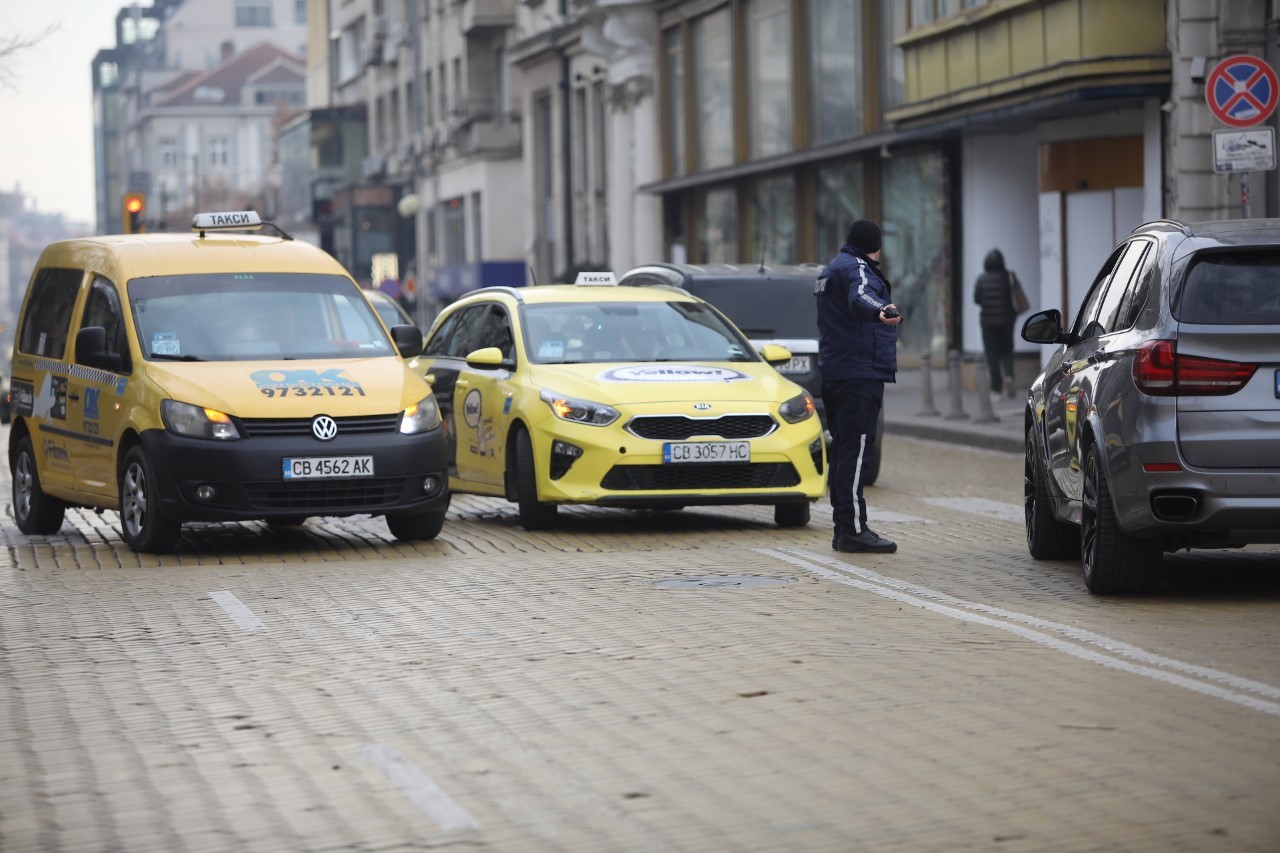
top-left (122, 462), bottom-right (148, 538)
top-left (1081, 451), bottom-right (1099, 578)
top-left (1024, 436), bottom-right (1036, 542)
top-left (15, 452), bottom-right (34, 521)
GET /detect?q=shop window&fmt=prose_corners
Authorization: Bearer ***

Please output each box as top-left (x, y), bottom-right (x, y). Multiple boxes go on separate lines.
top-left (808, 0), bottom-right (860, 145)
top-left (443, 196), bottom-right (467, 266)
top-left (814, 159), bottom-right (865, 258)
top-left (746, 173), bottom-right (796, 264)
top-left (882, 149), bottom-right (949, 355)
top-left (699, 186), bottom-right (739, 263)
top-left (879, 1), bottom-right (907, 112)
top-left (693, 9), bottom-right (734, 170)
top-left (747, 0), bottom-right (792, 158)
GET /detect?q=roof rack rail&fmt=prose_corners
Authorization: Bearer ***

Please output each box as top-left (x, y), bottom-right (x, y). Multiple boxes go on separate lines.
top-left (1134, 219), bottom-right (1193, 237)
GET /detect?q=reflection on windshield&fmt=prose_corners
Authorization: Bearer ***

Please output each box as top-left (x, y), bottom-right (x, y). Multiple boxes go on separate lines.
top-left (522, 301), bottom-right (756, 364)
top-left (128, 273), bottom-right (396, 362)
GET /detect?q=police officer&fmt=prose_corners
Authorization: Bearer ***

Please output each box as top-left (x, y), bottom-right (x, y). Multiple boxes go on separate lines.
top-left (816, 218), bottom-right (902, 554)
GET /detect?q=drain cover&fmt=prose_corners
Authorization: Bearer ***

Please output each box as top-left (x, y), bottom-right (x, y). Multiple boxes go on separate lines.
top-left (651, 576), bottom-right (794, 589)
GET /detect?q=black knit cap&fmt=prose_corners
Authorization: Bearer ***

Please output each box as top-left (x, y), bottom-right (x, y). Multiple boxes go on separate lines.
top-left (846, 219), bottom-right (882, 254)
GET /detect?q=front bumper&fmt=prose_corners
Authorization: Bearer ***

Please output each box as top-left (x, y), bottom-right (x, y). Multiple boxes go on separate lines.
top-left (139, 426), bottom-right (450, 522)
top-left (525, 412), bottom-right (826, 507)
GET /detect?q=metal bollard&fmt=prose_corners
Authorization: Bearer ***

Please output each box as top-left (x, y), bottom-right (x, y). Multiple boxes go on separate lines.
top-left (945, 350), bottom-right (969, 420)
top-left (917, 352), bottom-right (939, 417)
top-left (973, 352), bottom-right (999, 423)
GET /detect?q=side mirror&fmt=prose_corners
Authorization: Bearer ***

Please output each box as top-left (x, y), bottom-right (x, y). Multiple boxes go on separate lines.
top-left (391, 324), bottom-right (424, 358)
top-left (465, 346), bottom-right (514, 370)
top-left (758, 343), bottom-right (794, 366)
top-left (1021, 309), bottom-right (1070, 345)
top-left (75, 326), bottom-right (124, 372)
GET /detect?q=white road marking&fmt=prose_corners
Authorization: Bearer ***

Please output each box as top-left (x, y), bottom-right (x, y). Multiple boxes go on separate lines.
top-left (866, 508), bottom-right (937, 524)
top-left (922, 496), bottom-right (1023, 524)
top-left (361, 745), bottom-right (479, 830)
top-left (208, 591), bottom-right (267, 633)
top-left (759, 548), bottom-right (1280, 718)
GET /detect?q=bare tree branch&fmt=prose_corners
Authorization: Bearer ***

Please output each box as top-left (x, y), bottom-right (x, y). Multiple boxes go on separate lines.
top-left (0, 23), bottom-right (62, 90)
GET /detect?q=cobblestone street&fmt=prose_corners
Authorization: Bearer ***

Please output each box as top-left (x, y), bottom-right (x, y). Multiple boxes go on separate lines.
top-left (3, 428), bottom-right (1280, 851)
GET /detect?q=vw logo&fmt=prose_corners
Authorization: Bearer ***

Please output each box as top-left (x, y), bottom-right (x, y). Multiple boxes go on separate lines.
top-left (693, 403), bottom-right (712, 411)
top-left (312, 415), bottom-right (338, 441)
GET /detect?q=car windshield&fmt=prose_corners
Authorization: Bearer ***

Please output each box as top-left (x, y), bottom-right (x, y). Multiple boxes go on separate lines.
top-left (128, 273), bottom-right (396, 361)
top-left (522, 300), bottom-right (756, 364)
top-left (1176, 251), bottom-right (1280, 325)
top-left (684, 279), bottom-right (818, 338)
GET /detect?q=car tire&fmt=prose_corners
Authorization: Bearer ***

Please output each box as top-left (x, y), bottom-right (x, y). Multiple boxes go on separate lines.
top-left (1025, 426), bottom-right (1079, 560)
top-left (119, 446), bottom-right (181, 554)
top-left (12, 436), bottom-right (66, 535)
top-left (774, 502), bottom-right (810, 528)
top-left (386, 506), bottom-right (447, 541)
top-left (514, 428), bottom-right (558, 530)
top-left (1081, 443), bottom-right (1161, 594)
top-left (862, 407), bottom-right (886, 487)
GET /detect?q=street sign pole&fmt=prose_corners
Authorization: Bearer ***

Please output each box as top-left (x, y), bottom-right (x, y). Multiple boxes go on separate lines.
top-left (1205, 55), bottom-right (1280, 219)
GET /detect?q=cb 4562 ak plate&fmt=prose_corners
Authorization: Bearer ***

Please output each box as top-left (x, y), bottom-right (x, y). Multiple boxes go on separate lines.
top-left (282, 456), bottom-right (374, 479)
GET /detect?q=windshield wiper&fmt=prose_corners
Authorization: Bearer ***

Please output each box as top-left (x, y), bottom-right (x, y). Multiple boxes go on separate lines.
top-left (150, 352), bottom-right (205, 362)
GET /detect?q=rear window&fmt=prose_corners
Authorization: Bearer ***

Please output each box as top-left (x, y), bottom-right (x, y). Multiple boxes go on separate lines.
top-left (685, 279), bottom-right (817, 338)
top-left (1177, 252), bottom-right (1280, 325)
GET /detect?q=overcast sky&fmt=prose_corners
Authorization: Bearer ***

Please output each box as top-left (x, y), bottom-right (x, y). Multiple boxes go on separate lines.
top-left (0, 0), bottom-right (128, 228)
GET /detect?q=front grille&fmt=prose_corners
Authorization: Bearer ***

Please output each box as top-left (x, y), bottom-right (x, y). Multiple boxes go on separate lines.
top-left (627, 415), bottom-right (776, 440)
top-left (600, 462), bottom-right (800, 491)
top-left (244, 477), bottom-right (408, 509)
top-left (238, 414), bottom-right (400, 438)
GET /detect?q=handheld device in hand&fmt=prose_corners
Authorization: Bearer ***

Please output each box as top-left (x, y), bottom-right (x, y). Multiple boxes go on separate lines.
top-left (883, 306), bottom-right (901, 320)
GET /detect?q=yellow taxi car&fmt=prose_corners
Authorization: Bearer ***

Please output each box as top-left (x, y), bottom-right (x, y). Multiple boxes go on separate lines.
top-left (8, 211), bottom-right (449, 553)
top-left (416, 272), bottom-right (826, 529)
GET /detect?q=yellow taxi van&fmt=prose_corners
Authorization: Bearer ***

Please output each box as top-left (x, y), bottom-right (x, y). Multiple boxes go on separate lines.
top-left (8, 211), bottom-right (449, 552)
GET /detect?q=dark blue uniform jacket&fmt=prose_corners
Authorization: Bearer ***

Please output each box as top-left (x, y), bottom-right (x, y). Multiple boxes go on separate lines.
top-left (815, 245), bottom-right (897, 382)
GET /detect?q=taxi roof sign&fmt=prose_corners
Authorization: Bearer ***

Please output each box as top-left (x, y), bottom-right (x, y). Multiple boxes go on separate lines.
top-left (191, 210), bottom-right (264, 231)
top-left (574, 271), bottom-right (617, 286)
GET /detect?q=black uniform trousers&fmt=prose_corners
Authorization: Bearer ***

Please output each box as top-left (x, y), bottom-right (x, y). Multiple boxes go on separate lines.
top-left (821, 377), bottom-right (884, 537)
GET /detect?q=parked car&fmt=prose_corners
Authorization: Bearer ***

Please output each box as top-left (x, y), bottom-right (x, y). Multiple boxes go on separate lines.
top-left (618, 262), bottom-right (884, 485)
top-left (8, 210), bottom-right (449, 552)
top-left (1022, 217), bottom-right (1280, 594)
top-left (364, 288), bottom-right (417, 331)
top-left (415, 272), bottom-right (827, 530)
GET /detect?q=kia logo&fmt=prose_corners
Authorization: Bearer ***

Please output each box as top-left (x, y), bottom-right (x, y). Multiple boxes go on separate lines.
top-left (693, 403), bottom-right (712, 410)
top-left (312, 415), bottom-right (338, 441)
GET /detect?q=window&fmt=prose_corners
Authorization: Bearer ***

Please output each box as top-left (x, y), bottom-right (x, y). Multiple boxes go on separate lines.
top-left (425, 70), bottom-right (434, 126)
top-left (1094, 241), bottom-right (1150, 335)
top-left (424, 305), bottom-right (489, 358)
top-left (19, 268), bottom-right (82, 359)
top-left (699, 186), bottom-right (738, 263)
top-left (438, 62), bottom-right (447, 120)
top-left (880, 0), bottom-right (907, 111)
top-left (663, 28), bottom-right (685, 176)
top-left (235, 0), bottom-right (272, 27)
top-left (295, 0), bottom-right (307, 24)
top-left (814, 159), bottom-right (865, 258)
top-left (1177, 250), bottom-right (1280, 325)
top-left (746, 173), bottom-right (795, 264)
top-left (533, 92), bottom-right (555, 282)
top-left (909, 0), bottom-right (958, 27)
top-left (747, 0), bottom-right (792, 158)
top-left (808, 0), bottom-right (860, 144)
top-left (79, 278), bottom-right (131, 372)
top-left (159, 136), bottom-right (178, 167)
top-left (338, 20), bottom-right (366, 82)
top-left (475, 307), bottom-right (513, 360)
top-left (471, 192), bottom-right (482, 260)
top-left (882, 148), bottom-right (949, 355)
top-left (693, 9), bottom-right (733, 170)
top-left (209, 136), bottom-right (229, 167)
top-left (452, 57), bottom-right (463, 115)
top-left (443, 196), bottom-right (467, 265)
top-left (1071, 247), bottom-right (1124, 341)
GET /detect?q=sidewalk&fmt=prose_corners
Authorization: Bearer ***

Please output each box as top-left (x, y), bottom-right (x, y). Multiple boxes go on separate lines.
top-left (882, 363), bottom-right (1025, 455)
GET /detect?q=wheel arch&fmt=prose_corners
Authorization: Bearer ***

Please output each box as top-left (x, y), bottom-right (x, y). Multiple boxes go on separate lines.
top-left (503, 417), bottom-right (531, 501)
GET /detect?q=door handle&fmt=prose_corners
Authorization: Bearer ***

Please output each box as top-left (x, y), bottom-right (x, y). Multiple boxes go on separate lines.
top-left (68, 392), bottom-right (80, 401)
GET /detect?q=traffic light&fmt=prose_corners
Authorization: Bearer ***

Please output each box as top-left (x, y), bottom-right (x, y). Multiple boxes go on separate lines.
top-left (122, 193), bottom-right (147, 234)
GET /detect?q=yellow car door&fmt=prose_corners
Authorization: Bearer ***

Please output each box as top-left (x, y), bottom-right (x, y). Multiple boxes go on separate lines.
top-left (454, 305), bottom-right (518, 489)
top-left (70, 277), bottom-right (133, 498)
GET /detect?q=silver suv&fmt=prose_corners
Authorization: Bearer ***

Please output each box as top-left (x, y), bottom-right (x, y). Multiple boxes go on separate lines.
top-left (1022, 218), bottom-right (1280, 594)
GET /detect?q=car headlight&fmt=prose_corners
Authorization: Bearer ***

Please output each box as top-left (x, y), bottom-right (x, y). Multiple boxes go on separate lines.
top-left (400, 394), bottom-right (442, 434)
top-left (540, 388), bottom-right (620, 426)
top-left (779, 391), bottom-right (816, 424)
top-left (161, 400), bottom-right (240, 440)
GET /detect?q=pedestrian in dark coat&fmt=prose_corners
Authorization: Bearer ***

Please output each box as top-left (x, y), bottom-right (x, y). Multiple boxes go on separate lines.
top-left (816, 218), bottom-right (902, 554)
top-left (973, 248), bottom-right (1017, 397)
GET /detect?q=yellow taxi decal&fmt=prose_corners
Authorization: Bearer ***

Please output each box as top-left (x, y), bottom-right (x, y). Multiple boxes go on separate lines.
top-left (598, 365), bottom-right (751, 383)
top-left (251, 367), bottom-right (367, 399)
top-left (33, 358), bottom-right (129, 393)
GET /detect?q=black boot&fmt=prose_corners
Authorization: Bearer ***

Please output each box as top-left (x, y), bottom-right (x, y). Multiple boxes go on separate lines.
top-left (832, 529), bottom-right (897, 554)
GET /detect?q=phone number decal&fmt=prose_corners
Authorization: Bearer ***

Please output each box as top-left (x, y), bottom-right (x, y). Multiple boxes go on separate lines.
top-left (251, 368), bottom-right (366, 399)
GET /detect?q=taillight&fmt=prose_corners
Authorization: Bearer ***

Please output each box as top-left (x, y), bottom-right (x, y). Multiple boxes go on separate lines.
top-left (1132, 340), bottom-right (1257, 396)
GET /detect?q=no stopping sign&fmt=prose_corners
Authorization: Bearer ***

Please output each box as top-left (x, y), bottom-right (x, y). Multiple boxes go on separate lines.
top-left (1206, 55), bottom-right (1279, 128)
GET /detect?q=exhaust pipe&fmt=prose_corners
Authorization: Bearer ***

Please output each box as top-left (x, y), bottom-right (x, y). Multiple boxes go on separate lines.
top-left (1152, 493), bottom-right (1198, 521)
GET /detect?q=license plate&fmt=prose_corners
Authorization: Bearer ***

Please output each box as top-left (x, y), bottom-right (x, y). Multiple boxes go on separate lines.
top-left (663, 441), bottom-right (751, 463)
top-left (778, 355), bottom-right (811, 375)
top-left (282, 455), bottom-right (374, 479)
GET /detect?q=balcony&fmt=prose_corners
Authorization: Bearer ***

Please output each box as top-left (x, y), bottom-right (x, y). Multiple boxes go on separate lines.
top-left (886, 0), bottom-right (1170, 128)
top-left (458, 0), bottom-right (516, 34)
